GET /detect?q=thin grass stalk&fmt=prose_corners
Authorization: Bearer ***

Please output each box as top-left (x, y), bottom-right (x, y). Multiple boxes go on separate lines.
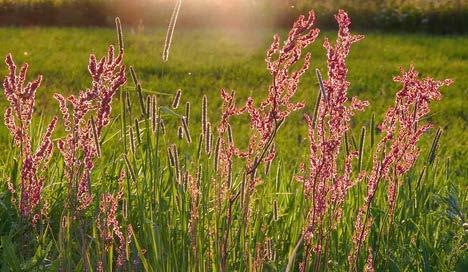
top-left (115, 17), bottom-right (124, 52)
top-left (185, 101), bottom-right (191, 123)
top-left (178, 126), bottom-right (184, 140)
top-left (134, 118), bottom-right (141, 145)
top-left (146, 95), bottom-right (151, 120)
top-left (345, 131), bottom-right (350, 156)
top-left (151, 96), bottom-right (158, 132)
top-left (129, 66), bottom-right (147, 116)
top-left (205, 122), bottom-right (212, 155)
top-left (129, 127), bottom-right (136, 155)
top-left (181, 116), bottom-right (192, 143)
top-left (124, 155), bottom-right (136, 182)
top-left (162, 0), bottom-right (182, 62)
top-left (427, 128), bottom-right (442, 165)
top-left (370, 112), bottom-right (375, 147)
top-left (171, 144), bottom-right (181, 183)
top-left (90, 116), bottom-right (101, 158)
top-left (315, 69), bottom-right (328, 103)
top-left (227, 124), bottom-right (233, 145)
top-left (358, 126), bottom-right (366, 172)
top-left (168, 147), bottom-right (175, 167)
top-left (129, 66), bottom-right (138, 86)
top-left (125, 90), bottom-right (132, 114)
top-left (214, 137), bottom-right (220, 171)
top-left (351, 133), bottom-right (358, 151)
top-left (273, 163), bottom-right (280, 221)
top-left (160, 118), bottom-right (166, 135)
top-left (120, 90), bottom-right (128, 154)
top-left (197, 133), bottom-right (204, 160)
top-left (445, 157), bottom-right (450, 181)
top-left (202, 95), bottom-right (208, 136)
top-left (172, 89), bottom-right (182, 109)
top-left (311, 83), bottom-right (322, 128)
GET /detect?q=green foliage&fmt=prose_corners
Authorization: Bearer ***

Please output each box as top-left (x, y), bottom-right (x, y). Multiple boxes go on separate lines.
top-left (294, 0), bottom-right (468, 34)
top-left (0, 27), bottom-right (466, 271)
top-left (1, 0), bottom-right (467, 33)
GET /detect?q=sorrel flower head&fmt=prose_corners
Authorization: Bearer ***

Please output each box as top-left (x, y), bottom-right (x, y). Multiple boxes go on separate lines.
top-left (364, 248), bottom-right (375, 272)
top-left (210, 12), bottom-right (320, 249)
top-left (320, 10), bottom-right (367, 139)
top-left (378, 66), bottom-right (452, 213)
top-left (4, 54), bottom-right (41, 150)
top-left (97, 171), bottom-right (131, 268)
top-left (217, 10), bottom-right (319, 180)
top-left (349, 66), bottom-right (452, 268)
top-left (55, 45), bottom-right (126, 210)
top-left (295, 11), bottom-right (367, 263)
top-left (3, 54), bottom-right (57, 220)
top-left (365, 66), bottom-right (453, 212)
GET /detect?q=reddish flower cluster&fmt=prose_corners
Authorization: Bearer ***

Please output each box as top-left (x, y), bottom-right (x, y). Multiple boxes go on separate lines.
top-left (217, 10), bottom-right (319, 188)
top-left (349, 66), bottom-right (452, 266)
top-left (321, 10), bottom-right (368, 138)
top-left (3, 54), bottom-right (57, 220)
top-left (295, 10), bottom-right (367, 264)
top-left (249, 9), bottom-right (320, 139)
top-left (97, 171), bottom-right (131, 267)
top-left (54, 45), bottom-right (126, 210)
top-left (364, 248), bottom-right (375, 272)
top-left (209, 13), bottom-right (320, 235)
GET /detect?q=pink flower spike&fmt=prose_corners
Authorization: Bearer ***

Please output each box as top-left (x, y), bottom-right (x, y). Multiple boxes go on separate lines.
top-left (2, 54), bottom-right (58, 220)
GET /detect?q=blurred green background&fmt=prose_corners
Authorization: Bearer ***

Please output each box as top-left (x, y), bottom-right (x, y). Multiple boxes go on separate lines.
top-left (0, 0), bottom-right (466, 33)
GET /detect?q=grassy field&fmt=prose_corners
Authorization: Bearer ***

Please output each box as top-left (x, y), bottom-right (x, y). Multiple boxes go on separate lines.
top-left (0, 25), bottom-right (466, 270)
top-left (0, 27), bottom-right (466, 166)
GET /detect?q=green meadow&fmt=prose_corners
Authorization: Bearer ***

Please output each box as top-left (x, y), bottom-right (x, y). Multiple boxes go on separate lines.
top-left (0, 27), bottom-right (466, 170)
top-left (0, 26), bottom-right (466, 270)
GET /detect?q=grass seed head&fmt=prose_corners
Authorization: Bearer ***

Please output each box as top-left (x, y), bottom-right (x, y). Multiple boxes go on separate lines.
top-left (172, 89), bottom-right (182, 109)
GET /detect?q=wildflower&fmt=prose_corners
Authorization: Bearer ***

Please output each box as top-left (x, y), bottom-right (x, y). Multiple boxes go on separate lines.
top-left (364, 248), bottom-right (375, 272)
top-left (220, 10), bottom-right (320, 143)
top-left (2, 54), bottom-right (57, 220)
top-left (216, 11), bottom-right (320, 205)
top-left (97, 171), bottom-right (130, 268)
top-left (295, 10), bottom-right (367, 268)
top-left (55, 44), bottom-right (126, 210)
top-left (349, 66), bottom-right (452, 268)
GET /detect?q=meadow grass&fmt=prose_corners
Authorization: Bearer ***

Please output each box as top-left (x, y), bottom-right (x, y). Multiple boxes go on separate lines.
top-left (0, 27), bottom-right (465, 167)
top-left (0, 26), bottom-right (466, 271)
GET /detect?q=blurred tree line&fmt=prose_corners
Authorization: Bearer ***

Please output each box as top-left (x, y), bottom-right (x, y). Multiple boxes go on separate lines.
top-left (0, 0), bottom-right (466, 34)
